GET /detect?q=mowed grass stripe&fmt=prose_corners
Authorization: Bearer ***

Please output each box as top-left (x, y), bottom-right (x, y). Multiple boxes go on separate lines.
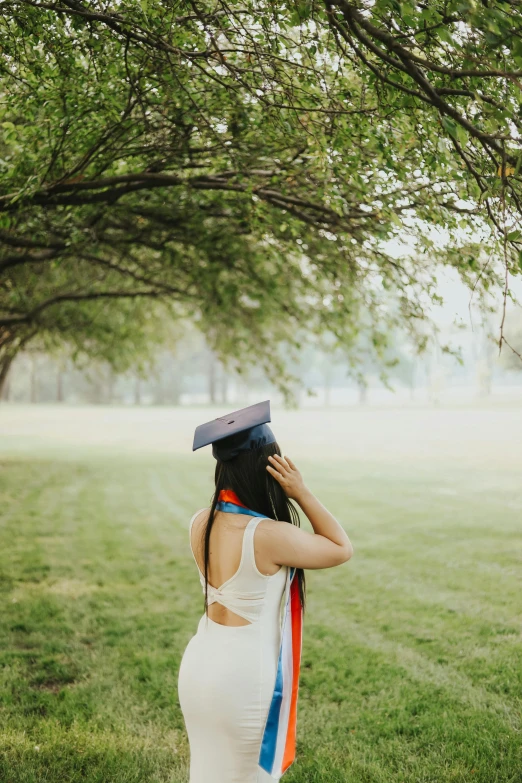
top-left (297, 635), bottom-right (521, 783)
top-left (0, 452), bottom-right (521, 782)
top-left (0, 459), bottom-right (191, 782)
top-left (306, 612), bottom-right (521, 730)
top-left (343, 556), bottom-right (522, 626)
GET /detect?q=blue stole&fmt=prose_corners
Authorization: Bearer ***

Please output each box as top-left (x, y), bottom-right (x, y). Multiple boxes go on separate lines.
top-left (215, 488), bottom-right (302, 778)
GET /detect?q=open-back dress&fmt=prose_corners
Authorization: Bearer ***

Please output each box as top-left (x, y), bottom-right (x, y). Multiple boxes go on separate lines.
top-left (177, 508), bottom-right (288, 783)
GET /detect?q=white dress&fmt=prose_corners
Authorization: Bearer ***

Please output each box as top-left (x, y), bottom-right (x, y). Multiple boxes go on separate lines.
top-left (178, 509), bottom-right (288, 783)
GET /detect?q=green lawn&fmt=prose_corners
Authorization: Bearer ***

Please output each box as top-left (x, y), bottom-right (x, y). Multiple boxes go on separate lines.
top-left (0, 422), bottom-right (521, 782)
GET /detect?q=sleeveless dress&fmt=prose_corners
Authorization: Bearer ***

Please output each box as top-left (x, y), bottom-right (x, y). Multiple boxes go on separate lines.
top-left (178, 508), bottom-right (288, 783)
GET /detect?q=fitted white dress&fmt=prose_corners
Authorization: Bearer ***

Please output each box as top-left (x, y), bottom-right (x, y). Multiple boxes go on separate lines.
top-left (178, 509), bottom-right (288, 783)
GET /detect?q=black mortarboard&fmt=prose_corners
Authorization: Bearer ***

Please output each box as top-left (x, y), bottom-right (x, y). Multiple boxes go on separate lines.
top-left (192, 400), bottom-right (276, 461)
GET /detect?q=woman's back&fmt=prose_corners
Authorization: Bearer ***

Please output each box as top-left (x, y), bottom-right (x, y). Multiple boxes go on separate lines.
top-left (189, 508), bottom-right (287, 627)
top-left (189, 508), bottom-right (284, 627)
top-left (178, 507), bottom-right (289, 783)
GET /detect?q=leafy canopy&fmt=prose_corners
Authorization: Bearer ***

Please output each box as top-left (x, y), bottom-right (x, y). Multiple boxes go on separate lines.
top-left (1, 0), bottom-right (518, 393)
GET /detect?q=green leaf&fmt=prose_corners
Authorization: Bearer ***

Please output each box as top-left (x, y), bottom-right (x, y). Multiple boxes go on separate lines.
top-left (441, 116), bottom-right (458, 138)
top-left (436, 27), bottom-right (454, 44)
top-left (455, 125), bottom-right (468, 147)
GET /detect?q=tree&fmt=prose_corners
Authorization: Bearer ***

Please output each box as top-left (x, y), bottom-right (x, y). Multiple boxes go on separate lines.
top-left (1, 1), bottom-right (513, 400)
top-left (183, 0), bottom-right (522, 266)
top-left (498, 311), bottom-right (522, 372)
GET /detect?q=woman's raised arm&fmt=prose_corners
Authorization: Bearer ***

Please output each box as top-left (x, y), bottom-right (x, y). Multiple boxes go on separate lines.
top-left (263, 454), bottom-right (353, 570)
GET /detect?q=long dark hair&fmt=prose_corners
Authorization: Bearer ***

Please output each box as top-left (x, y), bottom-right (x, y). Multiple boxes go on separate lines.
top-left (201, 441), bottom-right (306, 619)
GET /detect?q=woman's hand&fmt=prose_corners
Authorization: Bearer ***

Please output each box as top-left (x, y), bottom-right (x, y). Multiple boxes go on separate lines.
top-left (266, 454), bottom-right (308, 501)
top-left (266, 453), bottom-right (353, 562)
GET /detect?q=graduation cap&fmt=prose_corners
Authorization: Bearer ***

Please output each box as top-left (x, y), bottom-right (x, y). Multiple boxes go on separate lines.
top-left (192, 399), bottom-right (276, 461)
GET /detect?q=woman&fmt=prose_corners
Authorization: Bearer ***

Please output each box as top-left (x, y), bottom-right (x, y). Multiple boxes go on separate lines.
top-left (178, 401), bottom-right (353, 783)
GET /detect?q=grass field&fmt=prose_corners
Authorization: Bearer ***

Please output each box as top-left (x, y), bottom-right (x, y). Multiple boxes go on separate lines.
top-left (0, 405), bottom-right (521, 782)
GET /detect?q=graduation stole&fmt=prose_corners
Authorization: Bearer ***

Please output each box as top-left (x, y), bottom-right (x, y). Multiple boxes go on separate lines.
top-left (216, 488), bottom-right (303, 780)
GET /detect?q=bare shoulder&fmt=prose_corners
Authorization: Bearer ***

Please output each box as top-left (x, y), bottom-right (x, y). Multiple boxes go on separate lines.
top-left (256, 518), bottom-right (282, 530)
top-left (255, 518), bottom-right (301, 547)
top-left (255, 517), bottom-right (352, 571)
top-left (190, 507), bottom-right (210, 529)
top-left (254, 518), bottom-right (306, 571)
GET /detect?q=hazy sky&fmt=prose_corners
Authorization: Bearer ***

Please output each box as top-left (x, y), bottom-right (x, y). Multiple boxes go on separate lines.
top-left (385, 227), bottom-right (522, 332)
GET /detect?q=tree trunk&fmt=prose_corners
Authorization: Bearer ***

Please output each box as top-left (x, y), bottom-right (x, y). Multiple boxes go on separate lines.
top-left (134, 376), bottom-right (141, 405)
top-left (106, 369), bottom-right (115, 404)
top-left (323, 366), bottom-right (332, 408)
top-left (409, 362), bottom-right (416, 401)
top-left (30, 355), bottom-right (38, 403)
top-left (220, 369), bottom-right (228, 404)
top-left (208, 352), bottom-right (216, 404)
top-left (0, 354), bottom-right (14, 401)
top-left (1, 376), bottom-right (10, 401)
top-left (57, 369), bottom-right (64, 402)
top-left (358, 380), bottom-right (367, 405)
top-left (154, 380), bottom-right (165, 405)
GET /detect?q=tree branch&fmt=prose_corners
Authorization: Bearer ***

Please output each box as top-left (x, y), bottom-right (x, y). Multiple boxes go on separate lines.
top-left (0, 289), bottom-right (168, 326)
